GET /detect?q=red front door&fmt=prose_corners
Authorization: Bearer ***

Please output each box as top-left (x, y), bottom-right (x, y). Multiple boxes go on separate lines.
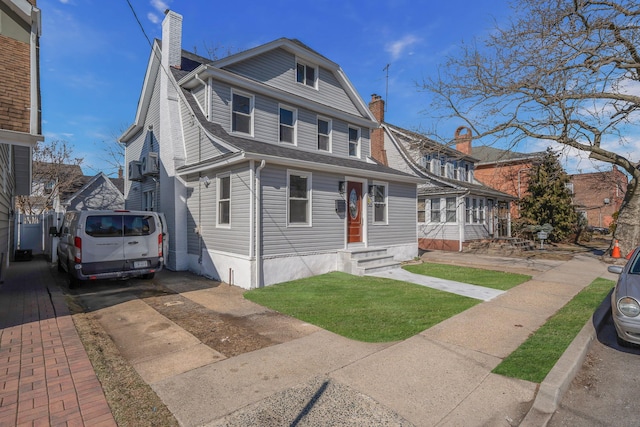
top-left (347, 182), bottom-right (362, 243)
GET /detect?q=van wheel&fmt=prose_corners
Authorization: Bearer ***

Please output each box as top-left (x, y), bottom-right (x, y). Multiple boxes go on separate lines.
top-left (142, 273), bottom-right (155, 280)
top-left (57, 258), bottom-right (64, 272)
top-left (68, 263), bottom-right (79, 289)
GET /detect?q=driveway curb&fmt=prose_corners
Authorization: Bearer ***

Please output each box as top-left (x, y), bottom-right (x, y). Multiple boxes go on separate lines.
top-left (520, 290), bottom-right (612, 426)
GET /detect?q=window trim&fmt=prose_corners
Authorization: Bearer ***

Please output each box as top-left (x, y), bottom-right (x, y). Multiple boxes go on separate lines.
top-left (217, 173), bottom-right (231, 228)
top-left (317, 116), bottom-right (332, 152)
top-left (287, 170), bottom-right (312, 227)
top-left (295, 59), bottom-right (318, 89)
top-left (230, 89), bottom-right (254, 136)
top-left (418, 197), bottom-right (427, 223)
top-left (348, 126), bottom-right (361, 158)
top-left (371, 181), bottom-right (388, 225)
top-left (445, 197), bottom-right (457, 223)
top-left (279, 104), bottom-right (297, 145)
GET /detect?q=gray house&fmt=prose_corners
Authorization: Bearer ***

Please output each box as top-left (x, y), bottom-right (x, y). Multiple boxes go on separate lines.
top-left (368, 95), bottom-right (514, 252)
top-left (120, 11), bottom-right (421, 289)
top-left (62, 172), bottom-right (124, 212)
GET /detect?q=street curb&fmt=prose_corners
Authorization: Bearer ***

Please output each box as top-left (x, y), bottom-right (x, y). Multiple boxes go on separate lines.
top-left (520, 290), bottom-right (612, 426)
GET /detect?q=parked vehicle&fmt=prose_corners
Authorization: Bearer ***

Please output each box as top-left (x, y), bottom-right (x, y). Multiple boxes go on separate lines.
top-left (607, 247), bottom-right (640, 346)
top-left (57, 210), bottom-right (166, 287)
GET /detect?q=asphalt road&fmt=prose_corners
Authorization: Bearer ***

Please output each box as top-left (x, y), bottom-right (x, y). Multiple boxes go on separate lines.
top-left (548, 294), bottom-right (640, 427)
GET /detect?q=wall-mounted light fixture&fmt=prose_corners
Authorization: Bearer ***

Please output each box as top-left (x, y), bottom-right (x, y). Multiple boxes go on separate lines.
top-left (199, 176), bottom-right (211, 187)
top-left (604, 198), bottom-right (610, 205)
top-left (368, 184), bottom-right (376, 197)
top-left (338, 181), bottom-right (346, 195)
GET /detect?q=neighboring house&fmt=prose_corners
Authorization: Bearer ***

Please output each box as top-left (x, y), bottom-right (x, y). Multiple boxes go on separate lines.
top-left (466, 143), bottom-right (545, 219)
top-left (61, 172), bottom-right (125, 212)
top-left (120, 10), bottom-right (421, 289)
top-left (570, 166), bottom-right (627, 229)
top-left (0, 0), bottom-right (43, 267)
top-left (368, 94), bottom-right (514, 252)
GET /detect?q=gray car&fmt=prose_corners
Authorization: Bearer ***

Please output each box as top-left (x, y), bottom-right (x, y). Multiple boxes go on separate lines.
top-left (608, 247), bottom-right (640, 346)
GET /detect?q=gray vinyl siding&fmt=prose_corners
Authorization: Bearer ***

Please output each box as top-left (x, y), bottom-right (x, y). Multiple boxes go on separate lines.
top-left (185, 180), bottom-right (199, 255)
top-left (14, 146), bottom-right (30, 195)
top-left (125, 71), bottom-right (161, 211)
top-left (193, 85), bottom-right (207, 114)
top-left (368, 181), bottom-right (417, 247)
top-left (420, 223), bottom-right (460, 240)
top-left (67, 178), bottom-right (124, 211)
top-left (0, 145), bottom-right (12, 262)
top-left (261, 165), bottom-right (344, 256)
top-left (182, 98), bottom-right (230, 164)
top-left (223, 48), bottom-right (360, 116)
top-left (185, 165), bottom-right (252, 257)
top-left (208, 79), bottom-right (372, 161)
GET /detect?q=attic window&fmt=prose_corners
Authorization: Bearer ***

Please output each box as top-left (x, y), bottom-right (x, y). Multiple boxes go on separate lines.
top-left (296, 62), bottom-right (317, 88)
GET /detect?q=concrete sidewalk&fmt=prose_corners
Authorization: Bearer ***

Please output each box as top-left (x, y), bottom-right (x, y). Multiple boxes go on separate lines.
top-left (0, 257), bottom-right (115, 426)
top-left (149, 253), bottom-right (613, 426)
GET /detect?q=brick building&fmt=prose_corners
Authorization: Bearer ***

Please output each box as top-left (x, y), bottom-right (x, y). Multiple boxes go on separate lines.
top-left (570, 167), bottom-right (627, 229)
top-left (461, 142), bottom-right (544, 219)
top-left (0, 0), bottom-right (43, 270)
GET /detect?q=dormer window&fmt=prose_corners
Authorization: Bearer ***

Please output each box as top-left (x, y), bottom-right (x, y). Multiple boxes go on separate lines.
top-left (296, 61), bottom-right (317, 88)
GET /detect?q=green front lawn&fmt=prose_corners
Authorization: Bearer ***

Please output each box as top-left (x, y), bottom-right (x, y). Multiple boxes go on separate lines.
top-left (492, 277), bottom-right (614, 383)
top-left (244, 271), bottom-right (480, 342)
top-left (403, 262), bottom-right (531, 290)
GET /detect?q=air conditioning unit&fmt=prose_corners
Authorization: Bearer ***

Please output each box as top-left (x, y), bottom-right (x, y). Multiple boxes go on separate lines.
top-left (128, 161), bottom-right (142, 181)
top-left (142, 152), bottom-right (159, 176)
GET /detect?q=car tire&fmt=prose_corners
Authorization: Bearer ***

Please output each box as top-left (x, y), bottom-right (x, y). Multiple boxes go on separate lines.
top-left (616, 334), bottom-right (630, 347)
top-left (142, 273), bottom-right (155, 280)
top-left (57, 257), bottom-right (64, 272)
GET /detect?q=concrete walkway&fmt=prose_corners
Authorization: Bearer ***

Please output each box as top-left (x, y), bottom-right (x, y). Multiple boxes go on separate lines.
top-left (0, 257), bottom-right (115, 426)
top-left (369, 268), bottom-right (506, 301)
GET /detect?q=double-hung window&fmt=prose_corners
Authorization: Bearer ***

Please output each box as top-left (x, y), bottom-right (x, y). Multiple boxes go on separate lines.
top-left (317, 117), bottom-right (331, 151)
top-left (231, 91), bottom-right (253, 135)
top-left (279, 106), bottom-right (296, 144)
top-left (296, 61), bottom-right (317, 88)
top-left (288, 171), bottom-right (311, 225)
top-left (430, 198), bottom-right (441, 222)
top-left (418, 197), bottom-right (426, 223)
top-left (445, 197), bottom-right (456, 223)
top-left (372, 182), bottom-right (387, 224)
top-left (217, 174), bottom-right (231, 226)
top-left (348, 126), bottom-right (360, 157)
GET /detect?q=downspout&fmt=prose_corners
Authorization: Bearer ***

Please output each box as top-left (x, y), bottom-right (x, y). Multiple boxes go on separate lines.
top-left (255, 160), bottom-right (266, 288)
top-left (459, 191), bottom-right (471, 252)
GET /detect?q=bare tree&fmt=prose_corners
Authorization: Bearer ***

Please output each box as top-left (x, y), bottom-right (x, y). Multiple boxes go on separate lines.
top-left (15, 140), bottom-right (84, 215)
top-left (423, 0), bottom-right (640, 255)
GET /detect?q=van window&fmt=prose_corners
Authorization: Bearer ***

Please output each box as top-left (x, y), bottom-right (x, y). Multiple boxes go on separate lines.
top-left (85, 215), bottom-right (123, 237)
top-left (84, 215), bottom-right (156, 238)
top-left (124, 215), bottom-right (156, 236)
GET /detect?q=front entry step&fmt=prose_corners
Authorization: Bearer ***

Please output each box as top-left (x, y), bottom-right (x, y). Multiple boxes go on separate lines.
top-left (338, 248), bottom-right (401, 276)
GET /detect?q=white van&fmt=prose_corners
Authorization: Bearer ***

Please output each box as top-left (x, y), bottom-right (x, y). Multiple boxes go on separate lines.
top-left (57, 210), bottom-right (166, 287)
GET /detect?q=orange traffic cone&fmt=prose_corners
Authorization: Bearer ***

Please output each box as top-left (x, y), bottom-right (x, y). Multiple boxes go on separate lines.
top-left (612, 240), bottom-right (621, 258)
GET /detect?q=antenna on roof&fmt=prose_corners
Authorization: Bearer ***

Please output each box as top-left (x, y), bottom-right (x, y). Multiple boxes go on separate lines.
top-left (383, 64), bottom-right (390, 113)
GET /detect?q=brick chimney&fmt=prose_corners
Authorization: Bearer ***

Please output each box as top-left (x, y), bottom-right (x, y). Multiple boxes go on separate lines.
top-left (455, 126), bottom-right (472, 155)
top-left (162, 10), bottom-right (183, 69)
top-left (368, 94), bottom-right (388, 165)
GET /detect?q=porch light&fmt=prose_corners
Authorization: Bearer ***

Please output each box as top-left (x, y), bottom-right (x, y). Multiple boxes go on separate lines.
top-left (338, 181), bottom-right (346, 195)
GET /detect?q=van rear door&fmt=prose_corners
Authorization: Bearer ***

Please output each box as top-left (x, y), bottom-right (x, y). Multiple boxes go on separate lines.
top-left (122, 213), bottom-right (160, 269)
top-left (82, 214), bottom-right (125, 273)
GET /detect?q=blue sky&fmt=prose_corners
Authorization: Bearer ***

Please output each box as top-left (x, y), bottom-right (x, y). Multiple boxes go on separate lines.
top-left (39, 0), bottom-right (622, 176)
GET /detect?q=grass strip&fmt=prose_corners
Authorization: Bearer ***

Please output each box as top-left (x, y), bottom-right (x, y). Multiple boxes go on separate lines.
top-left (403, 262), bottom-right (531, 290)
top-left (245, 271), bottom-right (480, 342)
top-left (492, 277), bottom-right (614, 383)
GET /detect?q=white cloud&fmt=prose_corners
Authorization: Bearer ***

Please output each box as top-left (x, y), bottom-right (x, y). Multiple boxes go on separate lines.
top-left (150, 0), bottom-right (169, 13)
top-left (59, 0), bottom-right (70, 4)
top-left (147, 12), bottom-right (160, 24)
top-left (385, 35), bottom-right (420, 61)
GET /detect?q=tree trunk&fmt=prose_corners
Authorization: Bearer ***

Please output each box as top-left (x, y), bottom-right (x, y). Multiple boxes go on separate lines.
top-left (614, 176), bottom-right (640, 258)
